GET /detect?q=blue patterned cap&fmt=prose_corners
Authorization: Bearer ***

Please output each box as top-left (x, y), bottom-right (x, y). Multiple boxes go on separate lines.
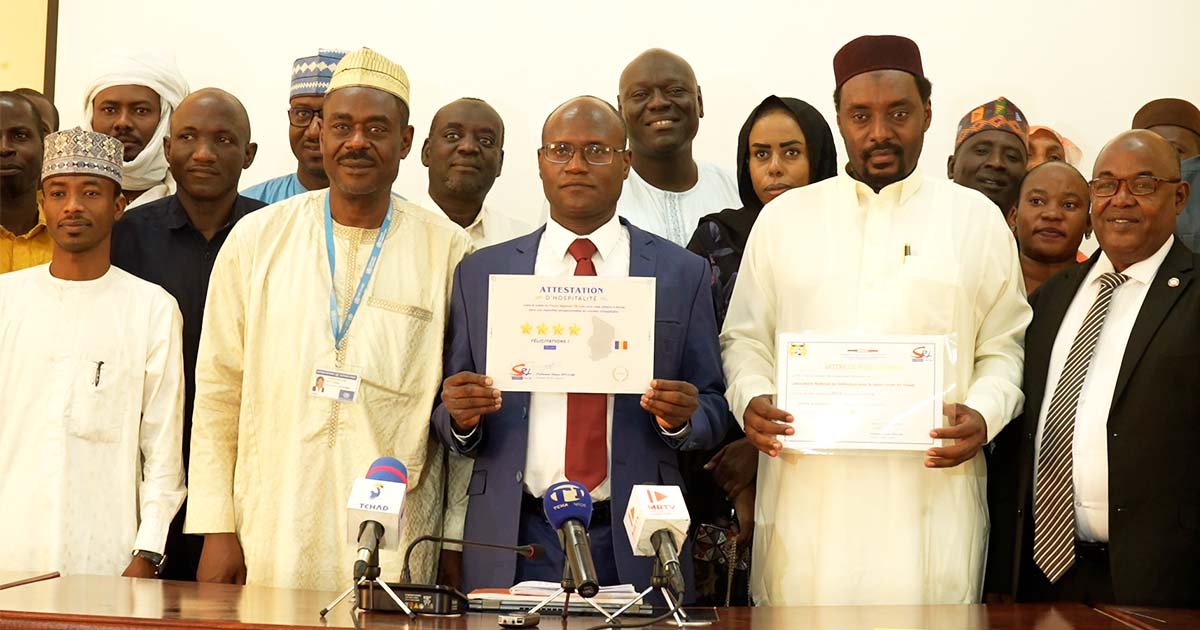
top-left (291, 49), bottom-right (346, 98)
top-left (42, 127), bottom-right (124, 186)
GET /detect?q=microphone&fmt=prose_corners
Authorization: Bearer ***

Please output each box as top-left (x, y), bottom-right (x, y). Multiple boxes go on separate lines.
top-left (398, 535), bottom-right (546, 583)
top-left (544, 481), bottom-right (600, 598)
top-left (623, 484), bottom-right (690, 595)
top-left (346, 457), bottom-right (408, 580)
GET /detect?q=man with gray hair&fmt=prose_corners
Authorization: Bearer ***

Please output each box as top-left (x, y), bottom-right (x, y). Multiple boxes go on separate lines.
top-left (988, 130), bottom-right (1198, 608)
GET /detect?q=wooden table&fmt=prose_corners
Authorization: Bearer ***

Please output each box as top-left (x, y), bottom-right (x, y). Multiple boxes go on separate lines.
top-left (0, 575), bottom-right (1193, 629)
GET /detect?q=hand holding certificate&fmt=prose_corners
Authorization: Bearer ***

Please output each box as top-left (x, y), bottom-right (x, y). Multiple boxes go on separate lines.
top-left (486, 275), bottom-right (655, 394)
top-left (441, 372), bottom-right (502, 434)
top-left (773, 334), bottom-right (946, 453)
top-left (925, 402), bottom-right (988, 468)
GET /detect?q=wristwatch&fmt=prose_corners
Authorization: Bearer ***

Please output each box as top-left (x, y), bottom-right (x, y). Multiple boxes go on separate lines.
top-left (132, 549), bottom-right (167, 575)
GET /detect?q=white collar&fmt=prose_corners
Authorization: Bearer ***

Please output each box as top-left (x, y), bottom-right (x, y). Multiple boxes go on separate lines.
top-left (1089, 236), bottom-right (1175, 287)
top-left (849, 168), bottom-right (925, 207)
top-left (542, 213), bottom-right (623, 262)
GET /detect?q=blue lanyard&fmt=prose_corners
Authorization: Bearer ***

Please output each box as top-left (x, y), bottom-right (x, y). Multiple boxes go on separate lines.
top-left (324, 193), bottom-right (393, 351)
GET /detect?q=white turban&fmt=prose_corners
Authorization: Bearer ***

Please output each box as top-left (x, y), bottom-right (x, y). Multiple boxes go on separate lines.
top-left (83, 50), bottom-right (189, 194)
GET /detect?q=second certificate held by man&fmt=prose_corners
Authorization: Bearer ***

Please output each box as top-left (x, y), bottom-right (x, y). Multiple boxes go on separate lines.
top-left (774, 334), bottom-right (946, 452)
top-left (486, 274), bottom-right (656, 394)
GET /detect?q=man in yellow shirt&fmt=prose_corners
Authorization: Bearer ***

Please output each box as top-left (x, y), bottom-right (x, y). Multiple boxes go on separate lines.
top-left (1, 92), bottom-right (52, 273)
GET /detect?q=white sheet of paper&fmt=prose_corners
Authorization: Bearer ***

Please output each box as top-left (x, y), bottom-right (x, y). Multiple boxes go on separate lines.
top-left (773, 334), bottom-right (945, 451)
top-left (486, 274), bottom-right (655, 394)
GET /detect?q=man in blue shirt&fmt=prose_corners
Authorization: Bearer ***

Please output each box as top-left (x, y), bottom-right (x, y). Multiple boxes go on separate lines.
top-left (241, 50), bottom-right (344, 205)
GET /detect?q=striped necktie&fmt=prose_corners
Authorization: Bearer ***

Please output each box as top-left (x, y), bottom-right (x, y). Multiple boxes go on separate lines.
top-left (1033, 271), bottom-right (1129, 583)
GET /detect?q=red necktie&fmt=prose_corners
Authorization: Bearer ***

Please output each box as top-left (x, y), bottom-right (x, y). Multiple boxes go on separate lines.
top-left (564, 238), bottom-right (607, 491)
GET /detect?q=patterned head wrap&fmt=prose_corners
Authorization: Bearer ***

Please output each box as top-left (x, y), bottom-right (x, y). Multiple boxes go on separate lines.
top-left (42, 127), bottom-right (124, 186)
top-left (291, 49), bottom-right (346, 98)
top-left (955, 96), bottom-right (1029, 150)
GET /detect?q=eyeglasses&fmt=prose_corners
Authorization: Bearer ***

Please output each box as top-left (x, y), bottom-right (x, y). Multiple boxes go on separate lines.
top-left (1089, 176), bottom-right (1181, 197)
top-left (538, 142), bottom-right (627, 166)
top-left (287, 107), bottom-right (322, 128)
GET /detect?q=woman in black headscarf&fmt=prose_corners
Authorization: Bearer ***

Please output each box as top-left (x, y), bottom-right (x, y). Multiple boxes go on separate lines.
top-left (682, 96), bottom-right (836, 606)
top-left (687, 96), bottom-right (838, 326)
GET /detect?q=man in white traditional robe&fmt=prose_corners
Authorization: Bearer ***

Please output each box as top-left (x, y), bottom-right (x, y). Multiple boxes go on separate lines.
top-left (83, 50), bottom-right (189, 208)
top-left (614, 49), bottom-right (739, 246)
top-left (0, 127), bottom-right (186, 577)
top-left (185, 48), bottom-right (472, 592)
top-left (720, 35), bottom-right (1031, 606)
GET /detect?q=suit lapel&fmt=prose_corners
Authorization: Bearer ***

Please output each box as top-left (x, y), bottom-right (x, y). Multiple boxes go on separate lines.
top-left (624, 219), bottom-right (657, 280)
top-left (1112, 239), bottom-right (1195, 402)
top-left (508, 227), bottom-right (545, 275)
top-left (494, 228), bottom-right (544, 415)
top-left (618, 219), bottom-right (656, 423)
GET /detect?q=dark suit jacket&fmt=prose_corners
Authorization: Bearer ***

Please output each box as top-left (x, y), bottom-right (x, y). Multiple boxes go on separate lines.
top-left (431, 218), bottom-right (731, 596)
top-left (986, 239), bottom-right (1200, 607)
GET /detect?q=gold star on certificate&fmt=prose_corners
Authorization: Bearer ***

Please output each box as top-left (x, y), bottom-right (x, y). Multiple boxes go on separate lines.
top-left (569, 324), bottom-right (581, 335)
top-left (521, 323), bottom-right (532, 335)
top-left (537, 323), bottom-right (548, 335)
top-left (553, 324), bottom-right (564, 335)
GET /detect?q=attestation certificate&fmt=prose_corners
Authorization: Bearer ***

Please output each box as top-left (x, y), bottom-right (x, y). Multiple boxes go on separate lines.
top-left (487, 274), bottom-right (655, 394)
top-left (774, 334), bottom-right (945, 451)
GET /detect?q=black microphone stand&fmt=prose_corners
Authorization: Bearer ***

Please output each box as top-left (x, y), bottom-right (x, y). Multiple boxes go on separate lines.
top-left (319, 543), bottom-right (415, 620)
top-left (519, 551), bottom-right (616, 622)
top-left (609, 558), bottom-right (703, 627)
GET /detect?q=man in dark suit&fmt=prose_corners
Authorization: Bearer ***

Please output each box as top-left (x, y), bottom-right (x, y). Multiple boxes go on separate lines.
top-left (431, 96), bottom-right (730, 598)
top-left (987, 130), bottom-right (1197, 607)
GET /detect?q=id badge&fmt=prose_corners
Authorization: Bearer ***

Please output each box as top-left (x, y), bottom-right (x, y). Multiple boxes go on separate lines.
top-left (309, 366), bottom-right (362, 403)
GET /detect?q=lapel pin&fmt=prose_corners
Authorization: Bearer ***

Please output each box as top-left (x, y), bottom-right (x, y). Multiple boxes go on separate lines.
top-left (1168, 277), bottom-right (1180, 288)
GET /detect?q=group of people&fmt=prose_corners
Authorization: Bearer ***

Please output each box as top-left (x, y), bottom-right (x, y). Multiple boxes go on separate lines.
top-left (0, 32), bottom-right (1197, 610)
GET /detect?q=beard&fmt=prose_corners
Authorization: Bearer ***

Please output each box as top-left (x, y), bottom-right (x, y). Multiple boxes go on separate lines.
top-left (443, 173), bottom-right (488, 197)
top-left (853, 141), bottom-right (910, 190)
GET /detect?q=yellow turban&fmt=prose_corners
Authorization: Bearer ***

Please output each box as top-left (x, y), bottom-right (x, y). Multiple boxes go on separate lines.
top-left (327, 47), bottom-right (410, 107)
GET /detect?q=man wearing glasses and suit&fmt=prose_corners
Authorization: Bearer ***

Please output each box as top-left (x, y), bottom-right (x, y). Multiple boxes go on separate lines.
top-left (432, 96), bottom-right (731, 599)
top-left (986, 129), bottom-right (1199, 608)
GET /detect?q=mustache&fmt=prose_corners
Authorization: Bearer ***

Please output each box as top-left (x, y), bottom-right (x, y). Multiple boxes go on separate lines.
top-left (861, 142), bottom-right (903, 162)
top-left (337, 151), bottom-right (375, 164)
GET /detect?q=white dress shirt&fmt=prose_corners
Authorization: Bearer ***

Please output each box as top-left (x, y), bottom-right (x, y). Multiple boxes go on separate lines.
top-left (523, 214), bottom-right (628, 500)
top-left (1035, 236), bottom-right (1174, 543)
top-left (0, 265), bottom-right (186, 575)
top-left (414, 193), bottom-right (535, 248)
top-left (451, 214), bottom-right (690, 500)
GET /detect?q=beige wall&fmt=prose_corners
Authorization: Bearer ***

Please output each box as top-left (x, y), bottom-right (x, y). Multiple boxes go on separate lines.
top-left (0, 0), bottom-right (49, 91)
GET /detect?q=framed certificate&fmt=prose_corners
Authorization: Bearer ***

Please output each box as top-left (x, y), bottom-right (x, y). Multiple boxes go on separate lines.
top-left (773, 334), bottom-right (945, 451)
top-left (486, 274), bottom-right (655, 394)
